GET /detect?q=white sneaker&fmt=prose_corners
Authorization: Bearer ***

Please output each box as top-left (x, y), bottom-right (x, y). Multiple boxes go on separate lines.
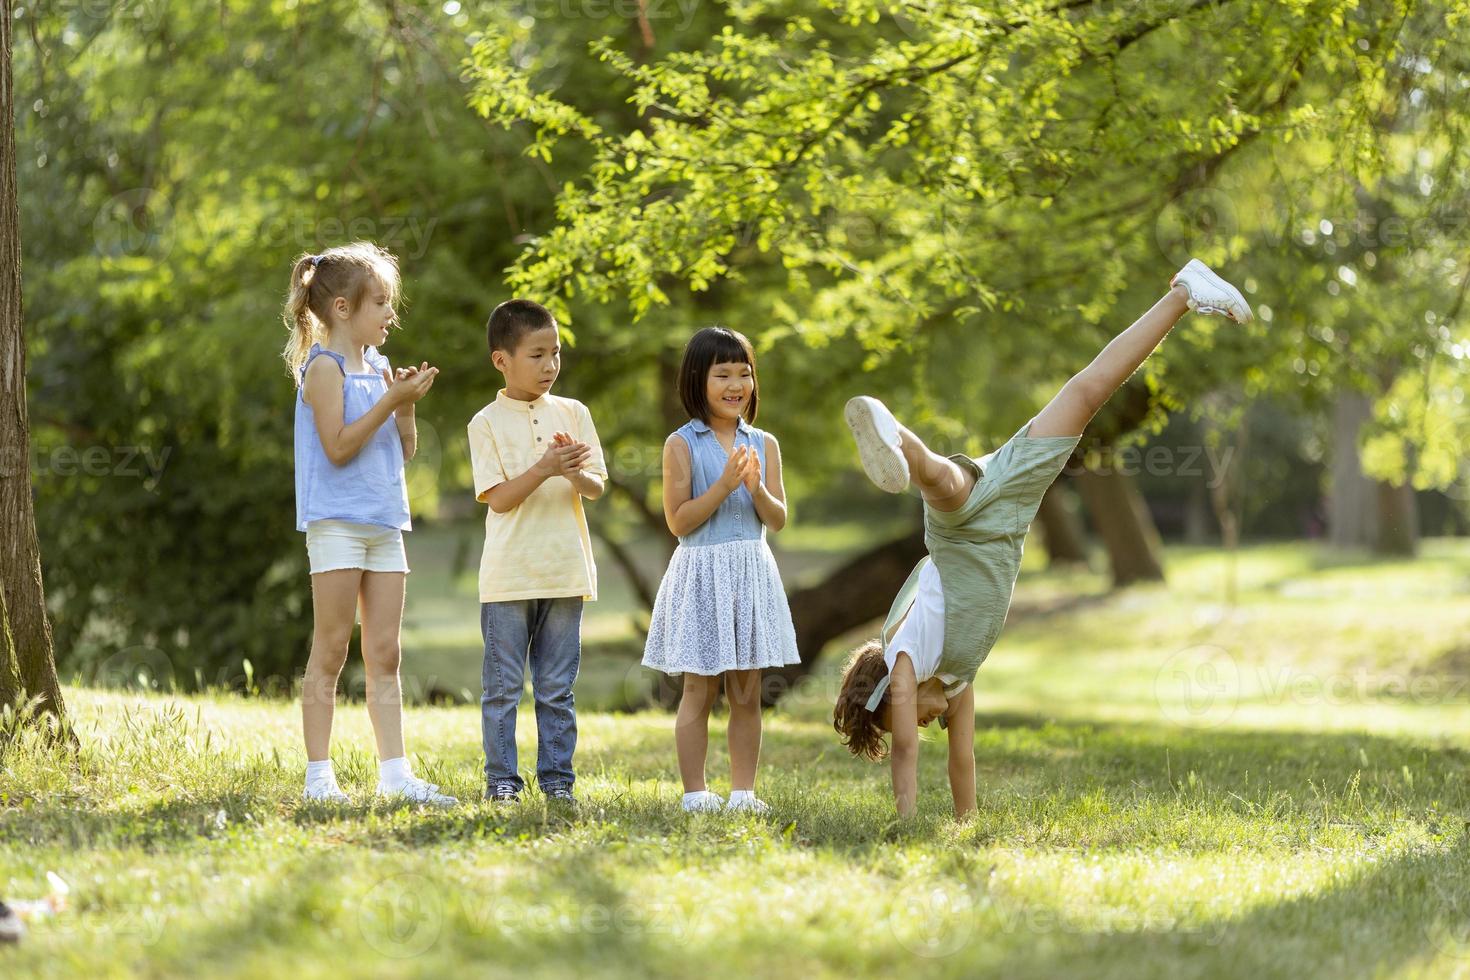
top-left (845, 396), bottom-right (910, 493)
top-left (681, 790), bottom-right (726, 813)
top-left (377, 775), bottom-right (458, 807)
top-left (724, 795), bottom-right (771, 815)
top-left (1171, 259), bottom-right (1253, 323)
top-left (303, 780), bottom-right (350, 804)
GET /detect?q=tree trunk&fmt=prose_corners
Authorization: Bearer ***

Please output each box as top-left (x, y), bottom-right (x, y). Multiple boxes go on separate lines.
top-left (0, 0), bottom-right (66, 722)
top-left (1035, 480), bottom-right (1089, 566)
top-left (0, 585), bottom-right (22, 714)
top-left (1328, 390), bottom-right (1419, 556)
top-left (1074, 465), bottom-right (1166, 586)
top-left (760, 528), bottom-right (928, 706)
top-left (1375, 479), bottom-right (1419, 557)
top-left (1329, 391), bottom-right (1377, 549)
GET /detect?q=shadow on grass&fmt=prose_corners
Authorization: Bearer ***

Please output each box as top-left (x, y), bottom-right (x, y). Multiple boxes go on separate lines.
top-left (7, 714), bottom-right (1467, 855)
top-left (970, 838), bottom-right (1470, 980)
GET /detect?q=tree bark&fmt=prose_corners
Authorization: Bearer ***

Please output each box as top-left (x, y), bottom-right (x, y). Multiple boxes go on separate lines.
top-left (1035, 480), bottom-right (1089, 566)
top-left (0, 0), bottom-right (66, 722)
top-left (1328, 390), bottom-right (1418, 555)
top-left (1074, 465), bottom-right (1167, 586)
top-left (761, 528), bottom-right (928, 706)
top-left (1375, 479), bottom-right (1419, 557)
top-left (1329, 391), bottom-right (1377, 549)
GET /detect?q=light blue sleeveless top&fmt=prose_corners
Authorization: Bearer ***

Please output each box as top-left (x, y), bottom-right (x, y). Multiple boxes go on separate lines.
top-left (673, 417), bottom-right (768, 547)
top-left (294, 344), bottom-right (411, 532)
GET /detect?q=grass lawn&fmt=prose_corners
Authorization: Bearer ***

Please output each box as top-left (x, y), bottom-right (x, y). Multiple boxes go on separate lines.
top-left (4, 539), bottom-right (1470, 978)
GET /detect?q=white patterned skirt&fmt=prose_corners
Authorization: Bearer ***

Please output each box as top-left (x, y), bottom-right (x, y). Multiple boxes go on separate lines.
top-left (642, 537), bottom-right (803, 676)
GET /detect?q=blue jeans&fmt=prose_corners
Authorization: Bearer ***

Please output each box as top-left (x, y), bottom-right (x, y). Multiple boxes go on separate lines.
top-left (480, 597), bottom-right (583, 794)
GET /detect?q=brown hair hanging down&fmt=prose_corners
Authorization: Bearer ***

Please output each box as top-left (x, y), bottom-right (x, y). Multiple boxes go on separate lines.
top-left (281, 241), bottom-right (401, 383)
top-left (833, 639), bottom-right (892, 761)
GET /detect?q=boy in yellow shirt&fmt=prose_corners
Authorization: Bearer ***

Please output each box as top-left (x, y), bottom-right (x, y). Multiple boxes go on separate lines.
top-left (467, 299), bottom-right (607, 805)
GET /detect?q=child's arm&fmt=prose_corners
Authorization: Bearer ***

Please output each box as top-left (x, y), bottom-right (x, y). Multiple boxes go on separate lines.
top-left (943, 684), bottom-right (977, 819)
top-left (561, 404), bottom-right (607, 501)
top-left (661, 435), bottom-right (753, 538)
top-left (389, 362), bottom-right (437, 461)
top-left (887, 652), bottom-right (921, 819)
top-left (303, 358), bottom-right (433, 466)
top-left (747, 433), bottom-right (787, 532)
top-left (1029, 287), bottom-right (1190, 439)
top-left (482, 441), bottom-right (585, 514)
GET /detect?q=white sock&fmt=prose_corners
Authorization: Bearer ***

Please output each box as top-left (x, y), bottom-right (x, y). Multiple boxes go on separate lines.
top-left (379, 756), bottom-right (411, 789)
top-left (728, 789), bottom-right (756, 804)
top-left (306, 760), bottom-right (336, 784)
top-left (683, 790), bottom-right (718, 806)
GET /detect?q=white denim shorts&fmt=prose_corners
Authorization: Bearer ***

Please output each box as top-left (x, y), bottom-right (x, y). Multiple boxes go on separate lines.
top-left (305, 520), bottom-right (410, 575)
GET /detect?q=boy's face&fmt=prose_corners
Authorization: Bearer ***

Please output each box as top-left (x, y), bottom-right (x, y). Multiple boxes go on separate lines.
top-left (493, 325), bottom-right (561, 400)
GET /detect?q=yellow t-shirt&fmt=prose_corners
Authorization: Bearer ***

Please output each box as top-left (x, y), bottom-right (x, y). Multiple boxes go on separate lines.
top-left (467, 390), bottom-right (607, 603)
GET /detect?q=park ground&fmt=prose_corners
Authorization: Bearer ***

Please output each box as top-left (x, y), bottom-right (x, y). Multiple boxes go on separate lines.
top-left (4, 537), bottom-right (1470, 978)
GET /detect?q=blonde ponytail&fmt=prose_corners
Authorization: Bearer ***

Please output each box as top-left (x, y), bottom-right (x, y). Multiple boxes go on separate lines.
top-left (283, 254), bottom-right (323, 382)
top-left (281, 242), bottom-right (402, 384)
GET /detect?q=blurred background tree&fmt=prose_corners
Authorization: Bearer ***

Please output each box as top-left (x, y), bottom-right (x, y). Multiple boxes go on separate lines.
top-left (11, 0), bottom-right (1469, 700)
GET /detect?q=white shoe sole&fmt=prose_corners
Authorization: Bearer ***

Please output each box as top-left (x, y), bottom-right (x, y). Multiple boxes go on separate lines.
top-left (1173, 259), bottom-right (1253, 323)
top-left (845, 396), bottom-right (910, 493)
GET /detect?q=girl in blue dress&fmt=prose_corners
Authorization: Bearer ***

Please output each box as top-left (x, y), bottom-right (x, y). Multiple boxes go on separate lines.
top-left (643, 327), bottom-right (801, 814)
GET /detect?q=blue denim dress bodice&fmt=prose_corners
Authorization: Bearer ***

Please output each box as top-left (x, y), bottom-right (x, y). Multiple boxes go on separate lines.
top-left (674, 417), bottom-right (767, 547)
top-left (294, 344), bottom-right (411, 532)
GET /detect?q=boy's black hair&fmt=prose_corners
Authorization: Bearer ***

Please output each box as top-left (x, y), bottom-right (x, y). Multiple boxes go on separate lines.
top-left (678, 326), bottom-right (759, 424)
top-left (487, 299), bottom-right (558, 356)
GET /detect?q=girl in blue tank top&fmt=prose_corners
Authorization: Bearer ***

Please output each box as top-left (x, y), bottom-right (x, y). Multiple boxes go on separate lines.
top-left (284, 242), bottom-right (454, 807)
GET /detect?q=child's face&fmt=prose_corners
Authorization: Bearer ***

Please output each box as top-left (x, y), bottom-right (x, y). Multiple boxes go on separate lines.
top-left (337, 277), bottom-right (395, 349)
top-left (493, 325), bottom-right (561, 399)
top-left (879, 678), bottom-right (952, 731)
top-left (705, 359), bottom-right (754, 422)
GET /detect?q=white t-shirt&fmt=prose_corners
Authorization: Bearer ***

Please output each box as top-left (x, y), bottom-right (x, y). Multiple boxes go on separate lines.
top-left (883, 559), bottom-right (968, 697)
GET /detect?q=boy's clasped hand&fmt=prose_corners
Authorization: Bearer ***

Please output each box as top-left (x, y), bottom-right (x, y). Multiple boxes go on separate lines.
top-left (541, 430), bottom-right (594, 479)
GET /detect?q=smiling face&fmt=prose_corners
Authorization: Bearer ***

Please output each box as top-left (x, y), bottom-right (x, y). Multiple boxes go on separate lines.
top-left (492, 324), bottom-right (561, 401)
top-left (705, 359), bottom-right (754, 424)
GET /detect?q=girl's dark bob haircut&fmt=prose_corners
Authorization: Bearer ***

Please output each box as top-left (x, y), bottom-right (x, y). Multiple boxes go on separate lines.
top-left (678, 326), bottom-right (760, 425)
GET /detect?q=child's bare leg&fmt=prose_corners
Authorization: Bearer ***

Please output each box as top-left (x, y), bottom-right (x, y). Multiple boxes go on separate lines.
top-left (897, 424), bottom-right (976, 514)
top-left (302, 569), bottom-right (362, 761)
top-left (675, 672), bottom-right (721, 792)
top-left (725, 669), bottom-right (762, 791)
top-left (1031, 284), bottom-right (1198, 439)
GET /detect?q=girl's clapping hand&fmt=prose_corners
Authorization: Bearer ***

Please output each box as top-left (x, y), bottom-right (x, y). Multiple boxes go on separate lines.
top-left (740, 445), bottom-right (761, 493)
top-left (383, 362), bottom-right (438, 406)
